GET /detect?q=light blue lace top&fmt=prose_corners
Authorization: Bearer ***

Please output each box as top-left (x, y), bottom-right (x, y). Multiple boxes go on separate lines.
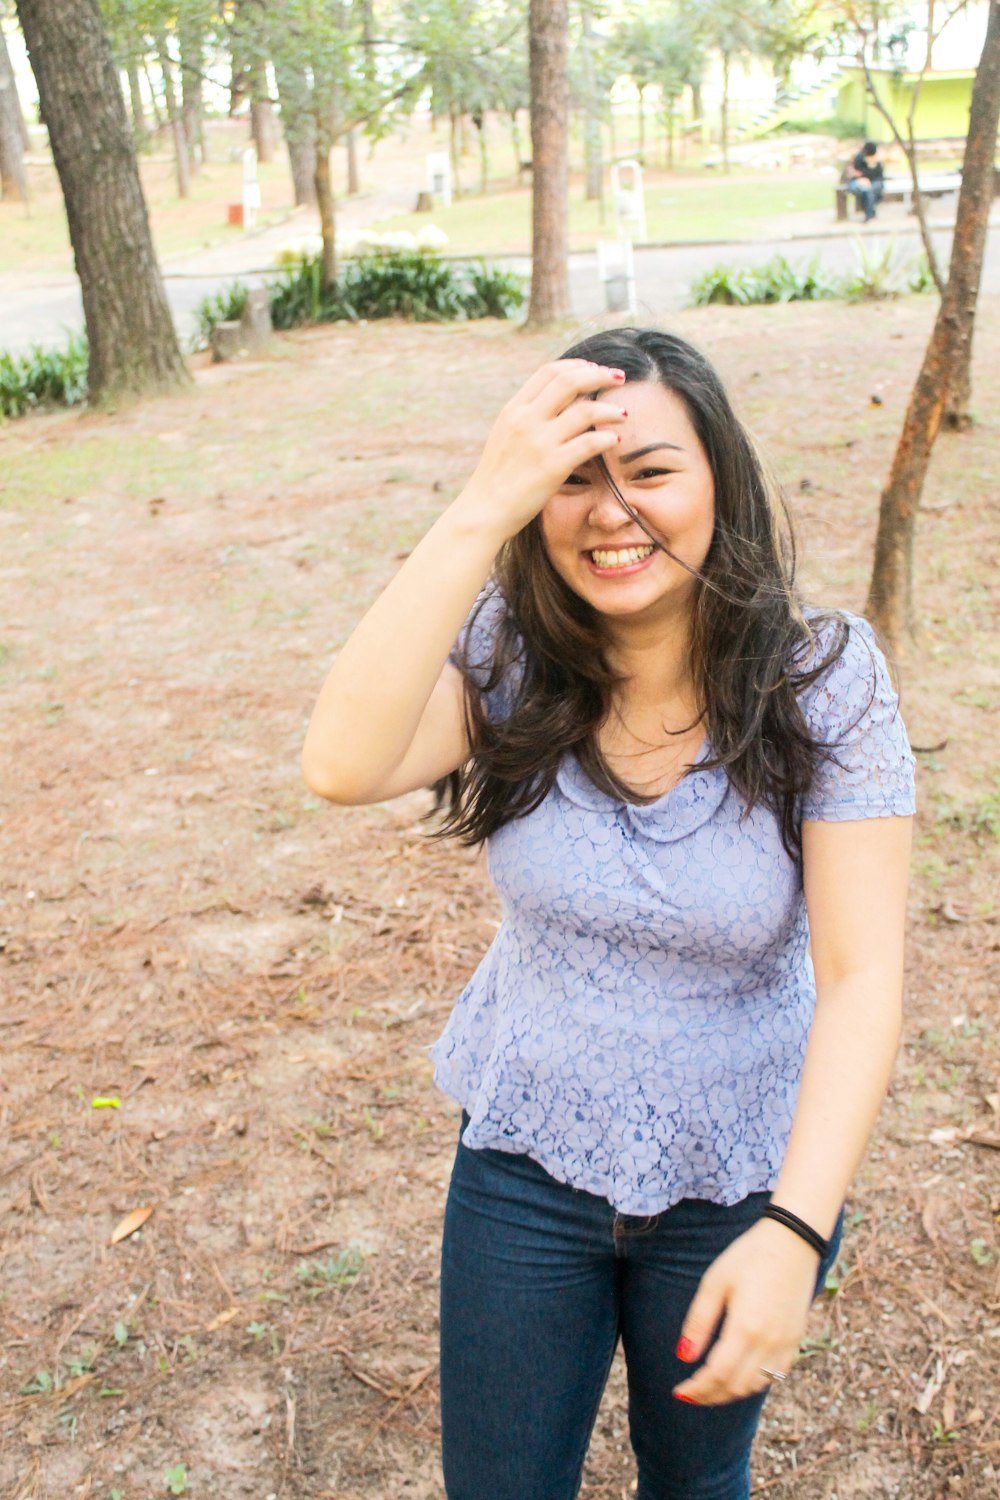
top-left (430, 594), bottom-right (916, 1214)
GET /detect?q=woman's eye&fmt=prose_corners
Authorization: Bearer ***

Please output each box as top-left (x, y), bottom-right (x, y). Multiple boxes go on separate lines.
top-left (563, 473), bottom-right (589, 487)
top-left (634, 468), bottom-right (672, 481)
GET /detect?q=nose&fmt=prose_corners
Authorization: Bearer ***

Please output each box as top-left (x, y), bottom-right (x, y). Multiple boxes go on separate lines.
top-left (587, 478), bottom-right (634, 531)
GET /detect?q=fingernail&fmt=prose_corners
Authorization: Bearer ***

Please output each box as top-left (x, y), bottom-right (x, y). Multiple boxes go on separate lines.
top-left (611, 370), bottom-right (626, 381)
top-left (673, 1393), bottom-right (698, 1405)
top-left (676, 1337), bottom-right (697, 1362)
top-left (620, 408), bottom-right (628, 417)
top-left (616, 433), bottom-right (621, 443)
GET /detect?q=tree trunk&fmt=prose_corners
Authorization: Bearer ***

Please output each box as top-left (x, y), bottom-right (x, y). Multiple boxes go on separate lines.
top-left (346, 126), bottom-right (360, 195)
top-left (126, 58), bottom-right (149, 150)
top-left (581, 4), bottom-right (602, 201)
top-left (637, 85), bottom-right (645, 162)
top-left (275, 60), bottom-right (317, 206)
top-left (720, 52), bottom-right (730, 172)
top-left (0, 23), bottom-right (29, 201)
top-left (474, 115), bottom-right (488, 195)
top-left (143, 60), bottom-right (165, 131)
top-left (865, 0), bottom-right (1000, 649)
top-left (178, 15), bottom-right (204, 171)
top-left (942, 19), bottom-right (1000, 430)
top-left (526, 0), bottom-right (570, 326)
top-left (315, 134), bottom-right (337, 288)
top-left (251, 87), bottom-right (276, 164)
top-left (157, 36), bottom-right (190, 198)
top-left (449, 110), bottom-right (461, 196)
top-left (15, 0), bottom-right (187, 403)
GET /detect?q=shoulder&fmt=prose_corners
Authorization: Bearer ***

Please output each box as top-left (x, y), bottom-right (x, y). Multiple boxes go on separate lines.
top-left (795, 610), bottom-right (916, 821)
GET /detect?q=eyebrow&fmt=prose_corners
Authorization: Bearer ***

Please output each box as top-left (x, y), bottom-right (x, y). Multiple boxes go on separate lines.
top-left (619, 441), bottom-right (685, 463)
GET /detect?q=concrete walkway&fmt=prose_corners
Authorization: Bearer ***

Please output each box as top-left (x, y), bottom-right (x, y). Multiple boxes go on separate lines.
top-left (1, 196), bottom-right (997, 355)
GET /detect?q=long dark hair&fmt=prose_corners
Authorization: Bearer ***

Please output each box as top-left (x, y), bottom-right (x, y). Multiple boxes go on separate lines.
top-left (434, 327), bottom-right (851, 858)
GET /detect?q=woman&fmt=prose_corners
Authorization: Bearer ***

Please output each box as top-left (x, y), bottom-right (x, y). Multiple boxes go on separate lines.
top-left (301, 328), bottom-right (915, 1500)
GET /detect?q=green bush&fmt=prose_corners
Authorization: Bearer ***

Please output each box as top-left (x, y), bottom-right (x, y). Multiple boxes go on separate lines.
top-left (268, 255), bottom-right (336, 329)
top-left (192, 280), bottom-right (250, 348)
top-left (267, 249), bottom-right (525, 327)
top-left (689, 255), bottom-right (837, 306)
top-left (0, 333), bottom-right (89, 419)
top-left (689, 243), bottom-right (935, 308)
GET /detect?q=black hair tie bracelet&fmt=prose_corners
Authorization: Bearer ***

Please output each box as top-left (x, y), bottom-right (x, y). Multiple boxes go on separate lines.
top-left (760, 1203), bottom-right (830, 1259)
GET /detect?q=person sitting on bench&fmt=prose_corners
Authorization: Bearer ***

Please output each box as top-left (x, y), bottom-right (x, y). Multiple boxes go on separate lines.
top-left (846, 141), bottom-right (884, 222)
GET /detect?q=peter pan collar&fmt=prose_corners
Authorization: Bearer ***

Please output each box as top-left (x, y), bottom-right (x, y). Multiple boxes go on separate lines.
top-left (554, 743), bottom-right (731, 843)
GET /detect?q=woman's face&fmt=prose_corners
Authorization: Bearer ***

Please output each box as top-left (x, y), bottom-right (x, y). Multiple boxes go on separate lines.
top-left (540, 379), bottom-right (716, 631)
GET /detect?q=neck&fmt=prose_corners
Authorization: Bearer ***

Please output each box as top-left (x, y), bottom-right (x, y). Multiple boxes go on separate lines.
top-left (605, 606), bottom-right (699, 715)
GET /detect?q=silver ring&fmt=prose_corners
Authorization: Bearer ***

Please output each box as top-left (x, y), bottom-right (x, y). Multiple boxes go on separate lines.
top-left (760, 1366), bottom-right (787, 1382)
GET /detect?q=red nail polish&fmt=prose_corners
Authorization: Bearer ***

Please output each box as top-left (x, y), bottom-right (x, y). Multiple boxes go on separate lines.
top-left (616, 434), bottom-right (621, 443)
top-left (674, 1394), bottom-right (698, 1405)
top-left (676, 1337), bottom-right (697, 1362)
top-left (612, 370), bottom-right (626, 381)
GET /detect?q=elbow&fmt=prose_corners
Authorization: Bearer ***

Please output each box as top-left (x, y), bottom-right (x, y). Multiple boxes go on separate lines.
top-left (300, 743), bottom-right (367, 806)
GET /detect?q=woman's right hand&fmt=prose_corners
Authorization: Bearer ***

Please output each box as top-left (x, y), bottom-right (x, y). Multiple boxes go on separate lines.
top-left (456, 359), bottom-right (629, 540)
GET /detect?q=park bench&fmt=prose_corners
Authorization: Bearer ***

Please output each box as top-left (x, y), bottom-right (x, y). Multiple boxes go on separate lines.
top-left (835, 165), bottom-right (1000, 221)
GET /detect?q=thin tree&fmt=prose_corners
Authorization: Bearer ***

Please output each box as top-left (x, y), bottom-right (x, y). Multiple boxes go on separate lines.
top-left (526, 0), bottom-right (570, 325)
top-left (865, 0), bottom-right (1000, 651)
top-left (16, 0), bottom-right (187, 402)
top-left (0, 18), bottom-right (29, 201)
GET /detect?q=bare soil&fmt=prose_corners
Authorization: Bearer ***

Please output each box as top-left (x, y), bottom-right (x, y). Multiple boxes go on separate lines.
top-left (1, 302), bottom-right (998, 1500)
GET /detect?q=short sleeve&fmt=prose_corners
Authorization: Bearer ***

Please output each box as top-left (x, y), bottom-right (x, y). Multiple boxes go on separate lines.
top-left (448, 586), bottom-right (522, 722)
top-left (799, 613), bottom-right (916, 822)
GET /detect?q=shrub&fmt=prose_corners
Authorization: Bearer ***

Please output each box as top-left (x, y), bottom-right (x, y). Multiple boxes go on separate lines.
top-left (192, 281), bottom-right (250, 348)
top-left (267, 249), bottom-right (525, 326)
top-left (0, 333), bottom-right (89, 419)
top-left (689, 255), bottom-right (837, 306)
top-left (688, 243), bottom-right (935, 308)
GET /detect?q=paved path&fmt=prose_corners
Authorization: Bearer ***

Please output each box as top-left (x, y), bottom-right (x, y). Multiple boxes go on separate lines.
top-left (1, 203), bottom-right (997, 355)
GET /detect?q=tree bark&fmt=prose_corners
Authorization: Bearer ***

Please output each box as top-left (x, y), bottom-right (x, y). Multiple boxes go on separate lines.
top-left (156, 35), bottom-right (190, 198)
top-left (720, 52), bottom-right (730, 172)
top-left (346, 126), bottom-right (360, 195)
top-left (126, 57), bottom-right (149, 150)
top-left (315, 134), bottom-right (337, 287)
top-left (0, 22), bottom-right (29, 201)
top-left (275, 60), bottom-right (317, 206)
top-left (865, 0), bottom-right (1000, 649)
top-left (178, 14), bottom-right (205, 170)
top-left (15, 0), bottom-right (187, 402)
top-left (526, 0), bottom-right (570, 326)
top-left (250, 63), bottom-right (275, 163)
top-left (581, 4), bottom-right (602, 201)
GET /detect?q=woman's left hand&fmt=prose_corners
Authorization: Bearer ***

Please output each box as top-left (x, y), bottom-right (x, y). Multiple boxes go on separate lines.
top-left (671, 1217), bottom-right (823, 1405)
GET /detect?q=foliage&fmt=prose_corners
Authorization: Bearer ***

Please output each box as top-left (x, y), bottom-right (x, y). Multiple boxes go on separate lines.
top-left (192, 281), bottom-right (250, 349)
top-left (689, 242), bottom-right (936, 307)
top-left (689, 254), bottom-right (837, 305)
top-left (0, 334), bottom-right (89, 418)
top-left (266, 250), bottom-right (525, 327)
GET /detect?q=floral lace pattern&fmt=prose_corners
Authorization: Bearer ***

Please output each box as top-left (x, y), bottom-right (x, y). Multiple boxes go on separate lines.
top-left (432, 597), bottom-right (916, 1214)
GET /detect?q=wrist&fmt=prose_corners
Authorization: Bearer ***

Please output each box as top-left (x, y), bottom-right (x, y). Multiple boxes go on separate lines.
top-left (446, 483), bottom-right (518, 552)
top-left (760, 1201), bottom-right (831, 1259)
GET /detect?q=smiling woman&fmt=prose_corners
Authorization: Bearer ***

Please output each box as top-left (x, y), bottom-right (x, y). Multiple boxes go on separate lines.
top-left (301, 326), bottom-right (915, 1500)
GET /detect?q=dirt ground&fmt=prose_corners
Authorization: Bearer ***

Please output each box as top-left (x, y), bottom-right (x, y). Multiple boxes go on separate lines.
top-left (1, 301), bottom-right (998, 1500)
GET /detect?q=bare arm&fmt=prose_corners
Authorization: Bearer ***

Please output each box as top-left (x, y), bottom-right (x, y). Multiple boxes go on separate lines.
top-left (301, 360), bottom-right (628, 805)
top-left (673, 813), bottom-right (912, 1404)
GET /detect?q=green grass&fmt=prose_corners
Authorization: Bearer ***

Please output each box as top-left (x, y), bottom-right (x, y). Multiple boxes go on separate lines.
top-left (373, 175), bottom-right (835, 255)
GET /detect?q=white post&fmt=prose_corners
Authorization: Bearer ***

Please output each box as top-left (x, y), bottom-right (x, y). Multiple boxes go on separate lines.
top-left (242, 146), bottom-right (261, 231)
top-left (426, 151), bottom-right (453, 209)
top-left (610, 158), bottom-right (647, 242)
top-left (596, 237), bottom-right (637, 316)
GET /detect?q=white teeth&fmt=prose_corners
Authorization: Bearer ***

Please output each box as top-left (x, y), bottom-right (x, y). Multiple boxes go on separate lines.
top-left (590, 544), bottom-right (654, 568)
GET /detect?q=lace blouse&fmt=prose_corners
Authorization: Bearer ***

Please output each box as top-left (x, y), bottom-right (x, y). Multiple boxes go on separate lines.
top-left (430, 593), bottom-right (916, 1214)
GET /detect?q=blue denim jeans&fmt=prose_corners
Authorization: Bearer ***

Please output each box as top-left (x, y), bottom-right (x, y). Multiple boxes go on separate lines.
top-left (440, 1118), bottom-right (843, 1500)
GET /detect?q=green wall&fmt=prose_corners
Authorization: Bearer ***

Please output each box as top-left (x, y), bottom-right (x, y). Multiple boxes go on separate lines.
top-left (836, 70), bottom-right (974, 140)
